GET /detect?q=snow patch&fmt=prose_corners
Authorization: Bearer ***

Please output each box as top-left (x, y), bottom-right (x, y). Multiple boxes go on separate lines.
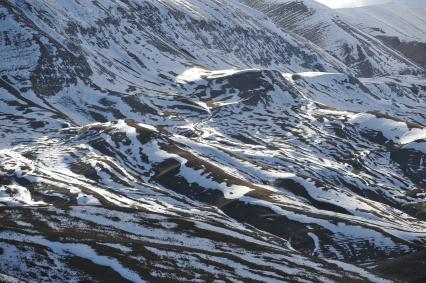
top-left (350, 113), bottom-right (426, 144)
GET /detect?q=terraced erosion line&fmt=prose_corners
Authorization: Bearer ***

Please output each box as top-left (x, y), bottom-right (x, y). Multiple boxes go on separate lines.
top-left (0, 0), bottom-right (425, 282)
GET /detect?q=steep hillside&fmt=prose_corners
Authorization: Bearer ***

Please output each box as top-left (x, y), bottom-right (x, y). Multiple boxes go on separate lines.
top-left (0, 0), bottom-right (425, 282)
top-left (339, 2), bottom-right (426, 69)
top-left (242, 0), bottom-right (424, 77)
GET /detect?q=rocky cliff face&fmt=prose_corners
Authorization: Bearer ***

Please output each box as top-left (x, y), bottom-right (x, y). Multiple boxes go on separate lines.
top-left (0, 0), bottom-right (425, 282)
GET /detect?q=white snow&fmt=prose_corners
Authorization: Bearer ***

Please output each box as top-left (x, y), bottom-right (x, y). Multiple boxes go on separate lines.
top-left (76, 193), bottom-right (101, 206)
top-left (349, 113), bottom-right (426, 144)
top-left (404, 141), bottom-right (426, 153)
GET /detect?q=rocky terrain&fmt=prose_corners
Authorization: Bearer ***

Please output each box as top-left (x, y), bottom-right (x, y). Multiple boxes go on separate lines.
top-left (0, 0), bottom-right (425, 282)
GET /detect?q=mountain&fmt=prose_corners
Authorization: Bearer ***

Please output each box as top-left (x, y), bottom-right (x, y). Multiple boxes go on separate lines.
top-left (242, 0), bottom-right (425, 77)
top-left (339, 2), bottom-right (426, 69)
top-left (346, 0), bottom-right (426, 8)
top-left (0, 0), bottom-right (425, 282)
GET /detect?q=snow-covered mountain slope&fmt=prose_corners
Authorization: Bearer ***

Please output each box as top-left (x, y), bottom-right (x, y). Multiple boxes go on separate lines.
top-left (0, 0), bottom-right (425, 282)
top-left (339, 2), bottom-right (426, 69)
top-left (340, 2), bottom-right (426, 42)
top-left (242, 0), bottom-right (424, 77)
